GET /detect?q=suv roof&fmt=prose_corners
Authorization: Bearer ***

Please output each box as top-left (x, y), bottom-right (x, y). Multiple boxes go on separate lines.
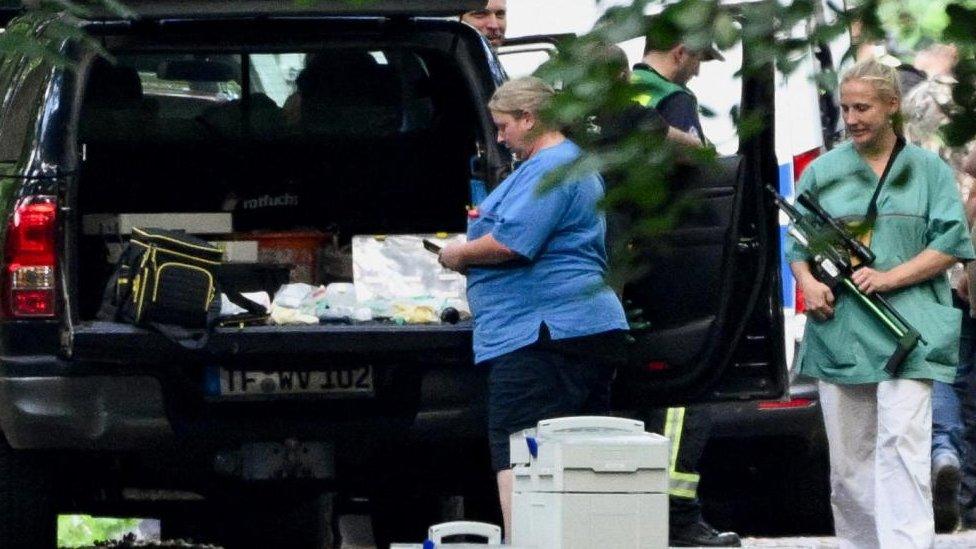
top-left (75, 0), bottom-right (484, 20)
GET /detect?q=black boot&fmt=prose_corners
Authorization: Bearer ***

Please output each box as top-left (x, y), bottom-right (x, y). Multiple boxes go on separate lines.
top-left (670, 520), bottom-right (741, 547)
top-left (933, 452), bottom-right (962, 533)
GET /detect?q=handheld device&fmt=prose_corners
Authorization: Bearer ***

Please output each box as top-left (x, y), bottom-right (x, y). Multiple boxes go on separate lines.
top-left (422, 239), bottom-right (442, 254)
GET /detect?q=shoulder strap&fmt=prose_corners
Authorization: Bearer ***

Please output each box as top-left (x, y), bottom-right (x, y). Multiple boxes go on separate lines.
top-left (864, 137), bottom-right (906, 229)
top-left (147, 321), bottom-right (210, 351)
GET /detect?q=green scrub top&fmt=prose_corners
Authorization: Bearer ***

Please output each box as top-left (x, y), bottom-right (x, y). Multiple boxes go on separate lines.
top-left (786, 141), bottom-right (976, 384)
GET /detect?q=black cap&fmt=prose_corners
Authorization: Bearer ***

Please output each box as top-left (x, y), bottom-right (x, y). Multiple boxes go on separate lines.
top-left (642, 13), bottom-right (724, 62)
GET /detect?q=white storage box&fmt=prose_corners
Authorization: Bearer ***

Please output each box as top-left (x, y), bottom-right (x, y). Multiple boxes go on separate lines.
top-left (513, 492), bottom-right (667, 549)
top-left (511, 416), bottom-right (670, 549)
top-left (209, 240), bottom-right (259, 263)
top-left (83, 212), bottom-right (233, 236)
top-left (391, 521), bottom-right (528, 548)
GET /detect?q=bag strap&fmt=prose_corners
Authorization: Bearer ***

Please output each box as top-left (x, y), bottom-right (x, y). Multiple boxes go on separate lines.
top-left (148, 321), bottom-right (210, 351)
top-left (218, 272), bottom-right (269, 316)
top-left (864, 136), bottom-right (906, 230)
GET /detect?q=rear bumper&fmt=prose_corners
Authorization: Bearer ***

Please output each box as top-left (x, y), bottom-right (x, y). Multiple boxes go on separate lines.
top-left (0, 374), bottom-right (173, 450)
top-left (708, 377), bottom-right (823, 440)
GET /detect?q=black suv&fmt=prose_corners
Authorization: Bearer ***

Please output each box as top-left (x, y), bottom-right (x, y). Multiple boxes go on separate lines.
top-left (0, 1), bottom-right (785, 547)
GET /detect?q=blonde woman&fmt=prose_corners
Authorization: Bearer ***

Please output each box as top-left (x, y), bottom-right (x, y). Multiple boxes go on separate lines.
top-left (787, 60), bottom-right (975, 547)
top-left (439, 76), bottom-right (628, 538)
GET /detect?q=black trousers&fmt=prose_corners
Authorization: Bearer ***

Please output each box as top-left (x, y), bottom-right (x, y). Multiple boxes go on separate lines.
top-left (636, 405), bottom-right (712, 529)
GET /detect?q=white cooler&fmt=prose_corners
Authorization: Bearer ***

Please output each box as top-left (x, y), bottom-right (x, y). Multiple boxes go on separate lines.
top-left (510, 416), bottom-right (670, 549)
top-left (391, 520), bottom-right (529, 548)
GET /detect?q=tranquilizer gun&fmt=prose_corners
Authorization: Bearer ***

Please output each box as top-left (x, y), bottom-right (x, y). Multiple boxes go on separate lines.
top-left (768, 186), bottom-right (924, 377)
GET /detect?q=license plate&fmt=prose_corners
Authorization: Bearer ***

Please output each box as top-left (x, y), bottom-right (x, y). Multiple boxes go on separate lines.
top-left (211, 366), bottom-right (374, 397)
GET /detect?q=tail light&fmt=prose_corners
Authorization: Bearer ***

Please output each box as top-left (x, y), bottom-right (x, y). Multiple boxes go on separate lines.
top-left (3, 195), bottom-right (58, 318)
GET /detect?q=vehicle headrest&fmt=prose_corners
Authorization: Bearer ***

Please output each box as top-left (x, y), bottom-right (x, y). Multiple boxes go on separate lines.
top-left (157, 59), bottom-right (237, 82)
top-left (297, 50), bottom-right (396, 107)
top-left (84, 59), bottom-right (143, 108)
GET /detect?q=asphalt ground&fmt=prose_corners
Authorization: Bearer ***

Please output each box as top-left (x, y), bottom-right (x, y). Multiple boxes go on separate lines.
top-left (335, 514), bottom-right (976, 548)
top-left (739, 530), bottom-right (976, 548)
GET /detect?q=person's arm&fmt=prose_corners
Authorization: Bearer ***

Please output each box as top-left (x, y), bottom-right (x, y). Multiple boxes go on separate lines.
top-left (656, 93), bottom-right (701, 139)
top-left (854, 161), bottom-right (975, 293)
top-left (666, 126), bottom-right (704, 147)
top-left (791, 261), bottom-right (835, 319)
top-left (440, 158), bottom-right (575, 273)
top-left (634, 103), bottom-right (701, 148)
top-left (850, 249), bottom-right (957, 294)
top-left (965, 189), bottom-right (976, 224)
top-left (439, 234), bottom-right (517, 272)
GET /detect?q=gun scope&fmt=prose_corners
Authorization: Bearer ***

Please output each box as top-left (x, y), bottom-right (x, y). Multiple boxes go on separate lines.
top-left (797, 192), bottom-right (876, 265)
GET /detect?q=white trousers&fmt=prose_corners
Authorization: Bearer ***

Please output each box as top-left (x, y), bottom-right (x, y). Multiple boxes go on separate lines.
top-left (819, 379), bottom-right (934, 549)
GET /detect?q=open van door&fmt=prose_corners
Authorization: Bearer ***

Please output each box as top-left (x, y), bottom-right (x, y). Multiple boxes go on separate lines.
top-left (492, 30), bottom-right (787, 407)
top-left (474, 4), bottom-right (791, 410)
top-left (612, 45), bottom-right (787, 408)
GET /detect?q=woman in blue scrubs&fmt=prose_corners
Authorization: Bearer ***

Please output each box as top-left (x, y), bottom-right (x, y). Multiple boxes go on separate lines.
top-left (439, 76), bottom-right (629, 539)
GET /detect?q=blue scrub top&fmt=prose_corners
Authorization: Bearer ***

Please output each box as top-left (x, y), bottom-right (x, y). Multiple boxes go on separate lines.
top-left (466, 139), bottom-right (628, 364)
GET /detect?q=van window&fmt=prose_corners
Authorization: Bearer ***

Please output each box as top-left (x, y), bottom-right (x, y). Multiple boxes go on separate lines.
top-left (0, 58), bottom-right (50, 162)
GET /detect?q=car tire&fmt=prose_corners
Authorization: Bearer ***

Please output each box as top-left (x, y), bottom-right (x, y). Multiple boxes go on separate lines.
top-left (0, 437), bottom-right (58, 548)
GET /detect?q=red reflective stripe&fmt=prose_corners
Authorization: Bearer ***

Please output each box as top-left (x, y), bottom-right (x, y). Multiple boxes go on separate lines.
top-left (644, 361), bottom-right (669, 372)
top-left (757, 397), bottom-right (814, 410)
top-left (11, 289), bottom-right (55, 316)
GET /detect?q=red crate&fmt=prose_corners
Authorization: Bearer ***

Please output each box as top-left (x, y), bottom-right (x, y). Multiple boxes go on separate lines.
top-left (244, 231), bottom-right (329, 285)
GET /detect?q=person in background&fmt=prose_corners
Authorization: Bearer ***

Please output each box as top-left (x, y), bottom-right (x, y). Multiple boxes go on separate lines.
top-left (461, 0), bottom-right (507, 48)
top-left (788, 59), bottom-right (974, 548)
top-left (850, 21), bottom-right (927, 95)
top-left (438, 76), bottom-right (629, 541)
top-left (631, 29), bottom-right (723, 144)
top-left (588, 43), bottom-right (702, 150)
top-left (904, 41), bottom-right (976, 533)
top-left (584, 42), bottom-right (701, 302)
top-left (628, 29), bottom-right (741, 548)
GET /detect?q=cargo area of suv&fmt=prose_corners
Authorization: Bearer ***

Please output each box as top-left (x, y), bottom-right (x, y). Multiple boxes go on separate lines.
top-left (0, 2), bottom-right (787, 547)
top-left (60, 24), bottom-right (496, 422)
top-left (76, 46), bottom-right (479, 314)
top-left (72, 43), bottom-right (488, 352)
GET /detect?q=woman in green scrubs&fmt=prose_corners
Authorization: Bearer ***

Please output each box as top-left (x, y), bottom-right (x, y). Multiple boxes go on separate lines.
top-left (787, 60), bottom-right (975, 548)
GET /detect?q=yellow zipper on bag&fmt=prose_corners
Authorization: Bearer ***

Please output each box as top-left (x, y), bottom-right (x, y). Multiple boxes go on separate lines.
top-left (131, 228), bottom-right (222, 255)
top-left (132, 248), bottom-right (154, 321)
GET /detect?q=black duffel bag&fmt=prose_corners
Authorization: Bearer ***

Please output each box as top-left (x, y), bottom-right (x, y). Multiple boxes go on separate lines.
top-left (98, 227), bottom-right (266, 349)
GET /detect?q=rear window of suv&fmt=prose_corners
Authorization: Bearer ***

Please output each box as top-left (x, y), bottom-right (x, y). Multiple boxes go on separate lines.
top-left (88, 48), bottom-right (439, 142)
